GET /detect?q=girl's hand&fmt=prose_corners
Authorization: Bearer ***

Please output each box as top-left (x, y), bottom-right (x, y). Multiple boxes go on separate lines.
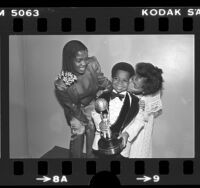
top-left (96, 90), bottom-right (104, 98)
top-left (96, 89), bottom-right (110, 98)
top-left (70, 117), bottom-right (85, 135)
top-left (153, 109), bottom-right (162, 118)
top-left (118, 132), bottom-right (129, 148)
top-left (55, 79), bottom-right (67, 91)
top-left (139, 100), bottom-right (145, 111)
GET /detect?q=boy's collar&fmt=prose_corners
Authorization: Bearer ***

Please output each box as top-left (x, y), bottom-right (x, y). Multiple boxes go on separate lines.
top-left (112, 89), bottom-right (127, 95)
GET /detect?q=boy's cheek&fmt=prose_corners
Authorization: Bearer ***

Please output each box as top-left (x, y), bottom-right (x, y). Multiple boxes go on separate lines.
top-left (111, 82), bottom-right (117, 89)
top-left (128, 82), bottom-right (135, 91)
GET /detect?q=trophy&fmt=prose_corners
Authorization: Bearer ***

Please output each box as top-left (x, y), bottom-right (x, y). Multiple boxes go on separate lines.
top-left (95, 98), bottom-right (124, 155)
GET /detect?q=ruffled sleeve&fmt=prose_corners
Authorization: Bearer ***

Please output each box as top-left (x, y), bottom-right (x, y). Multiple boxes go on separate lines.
top-left (145, 92), bottom-right (162, 115)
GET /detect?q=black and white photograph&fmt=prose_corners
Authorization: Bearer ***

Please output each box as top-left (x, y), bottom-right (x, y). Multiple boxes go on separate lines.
top-left (0, 37), bottom-right (1, 158)
top-left (9, 35), bottom-right (194, 159)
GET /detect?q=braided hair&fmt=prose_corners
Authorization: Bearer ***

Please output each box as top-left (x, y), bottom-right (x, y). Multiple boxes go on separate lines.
top-left (62, 40), bottom-right (88, 73)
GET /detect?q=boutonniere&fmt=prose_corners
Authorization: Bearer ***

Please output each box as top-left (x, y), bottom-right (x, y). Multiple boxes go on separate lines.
top-left (56, 71), bottom-right (77, 86)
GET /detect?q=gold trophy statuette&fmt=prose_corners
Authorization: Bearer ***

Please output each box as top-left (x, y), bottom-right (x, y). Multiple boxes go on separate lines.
top-left (95, 98), bottom-right (124, 155)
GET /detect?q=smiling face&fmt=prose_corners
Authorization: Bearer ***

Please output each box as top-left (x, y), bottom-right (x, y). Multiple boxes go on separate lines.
top-left (129, 74), bottom-right (146, 93)
top-left (112, 70), bottom-right (130, 93)
top-left (73, 50), bottom-right (88, 75)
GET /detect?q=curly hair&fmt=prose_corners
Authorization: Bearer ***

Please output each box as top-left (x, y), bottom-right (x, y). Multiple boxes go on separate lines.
top-left (111, 62), bottom-right (135, 78)
top-left (135, 62), bottom-right (164, 95)
top-left (62, 40), bottom-right (88, 73)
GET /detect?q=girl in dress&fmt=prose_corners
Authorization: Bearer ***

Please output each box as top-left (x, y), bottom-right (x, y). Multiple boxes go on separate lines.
top-left (54, 40), bottom-right (112, 158)
top-left (121, 62), bottom-right (164, 158)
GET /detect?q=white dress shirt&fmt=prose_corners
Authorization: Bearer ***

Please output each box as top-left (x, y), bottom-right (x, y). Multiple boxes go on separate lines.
top-left (109, 90), bottom-right (127, 125)
top-left (92, 90), bottom-right (131, 150)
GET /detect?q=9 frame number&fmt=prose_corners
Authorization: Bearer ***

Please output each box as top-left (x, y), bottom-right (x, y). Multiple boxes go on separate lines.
top-left (153, 175), bottom-right (160, 182)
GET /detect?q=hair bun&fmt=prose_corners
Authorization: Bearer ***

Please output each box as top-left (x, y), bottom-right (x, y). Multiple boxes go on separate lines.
top-left (154, 66), bottom-right (163, 75)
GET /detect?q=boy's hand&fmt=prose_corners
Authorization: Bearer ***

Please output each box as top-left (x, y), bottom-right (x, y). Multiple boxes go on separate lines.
top-left (99, 121), bottom-right (109, 132)
top-left (118, 132), bottom-right (129, 148)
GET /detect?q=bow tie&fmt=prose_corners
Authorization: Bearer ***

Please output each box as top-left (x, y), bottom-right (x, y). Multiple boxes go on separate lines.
top-left (110, 91), bottom-right (125, 101)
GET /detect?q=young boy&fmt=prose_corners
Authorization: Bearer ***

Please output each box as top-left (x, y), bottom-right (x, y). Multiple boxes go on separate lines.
top-left (92, 62), bottom-right (140, 157)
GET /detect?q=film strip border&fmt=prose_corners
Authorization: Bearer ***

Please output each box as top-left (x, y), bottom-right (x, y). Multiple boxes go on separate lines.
top-left (10, 17), bottom-right (196, 33)
top-left (4, 16), bottom-right (196, 33)
top-left (1, 7), bottom-right (200, 185)
top-left (0, 8), bottom-right (200, 33)
top-left (3, 16), bottom-right (199, 33)
top-left (0, 159), bottom-right (200, 185)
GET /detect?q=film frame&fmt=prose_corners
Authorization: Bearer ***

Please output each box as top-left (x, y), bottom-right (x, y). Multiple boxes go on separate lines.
top-left (0, 6), bottom-right (200, 186)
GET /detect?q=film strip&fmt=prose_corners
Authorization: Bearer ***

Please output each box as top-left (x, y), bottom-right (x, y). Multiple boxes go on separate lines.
top-left (0, 7), bottom-right (199, 186)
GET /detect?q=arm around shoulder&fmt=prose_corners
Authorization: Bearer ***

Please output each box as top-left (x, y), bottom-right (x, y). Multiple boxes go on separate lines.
top-left (123, 109), bottom-right (145, 142)
top-left (88, 56), bottom-right (112, 91)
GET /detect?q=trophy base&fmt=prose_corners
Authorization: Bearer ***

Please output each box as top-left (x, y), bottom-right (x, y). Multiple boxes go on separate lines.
top-left (98, 136), bottom-right (124, 155)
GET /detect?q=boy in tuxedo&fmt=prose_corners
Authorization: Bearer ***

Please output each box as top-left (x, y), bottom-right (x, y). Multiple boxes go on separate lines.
top-left (92, 62), bottom-right (140, 158)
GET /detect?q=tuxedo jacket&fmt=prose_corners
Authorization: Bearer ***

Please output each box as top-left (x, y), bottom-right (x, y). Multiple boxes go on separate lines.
top-left (92, 91), bottom-right (139, 150)
top-left (98, 91), bottom-right (139, 135)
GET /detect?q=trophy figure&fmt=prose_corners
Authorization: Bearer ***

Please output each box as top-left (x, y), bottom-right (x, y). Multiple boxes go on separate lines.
top-left (95, 98), bottom-right (124, 155)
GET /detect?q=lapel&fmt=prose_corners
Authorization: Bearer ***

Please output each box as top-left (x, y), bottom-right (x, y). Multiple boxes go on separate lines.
top-left (120, 93), bottom-right (140, 131)
top-left (114, 93), bottom-right (130, 124)
top-left (109, 93), bottom-right (130, 134)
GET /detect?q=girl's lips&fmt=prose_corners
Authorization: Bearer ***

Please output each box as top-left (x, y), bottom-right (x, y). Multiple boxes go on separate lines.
top-left (79, 67), bottom-right (86, 71)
